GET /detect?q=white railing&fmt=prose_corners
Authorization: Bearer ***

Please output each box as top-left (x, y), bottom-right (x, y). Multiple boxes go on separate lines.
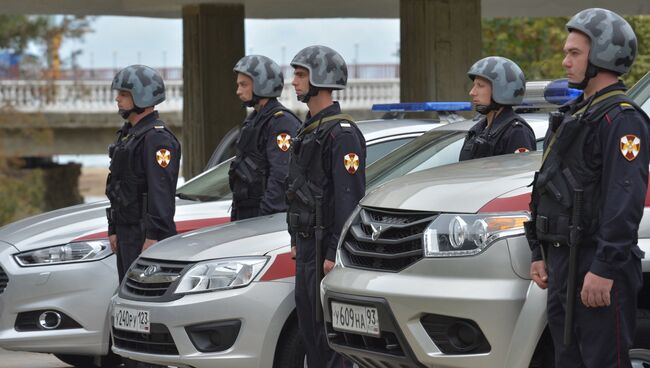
top-left (0, 79), bottom-right (400, 113)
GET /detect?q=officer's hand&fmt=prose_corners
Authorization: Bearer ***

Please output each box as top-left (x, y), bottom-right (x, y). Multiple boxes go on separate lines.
top-left (109, 234), bottom-right (118, 253)
top-left (530, 260), bottom-right (548, 289)
top-left (581, 272), bottom-right (613, 308)
top-left (142, 238), bottom-right (158, 252)
top-left (291, 246), bottom-right (297, 260)
top-left (323, 260), bottom-right (335, 275)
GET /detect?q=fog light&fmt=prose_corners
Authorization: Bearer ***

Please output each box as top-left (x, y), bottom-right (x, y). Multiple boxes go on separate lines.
top-left (38, 311), bottom-right (62, 330)
top-left (185, 320), bottom-right (241, 353)
top-left (420, 313), bottom-right (490, 354)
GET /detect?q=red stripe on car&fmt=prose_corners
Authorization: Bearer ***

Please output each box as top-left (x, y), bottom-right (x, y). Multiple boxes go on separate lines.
top-left (73, 217), bottom-right (231, 241)
top-left (260, 252), bottom-right (295, 281)
top-left (478, 193), bottom-right (531, 213)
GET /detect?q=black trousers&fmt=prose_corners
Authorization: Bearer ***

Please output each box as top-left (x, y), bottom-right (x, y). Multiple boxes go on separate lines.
top-left (546, 244), bottom-right (642, 368)
top-left (295, 236), bottom-right (351, 368)
top-left (115, 224), bottom-right (145, 283)
top-left (231, 205), bottom-right (260, 221)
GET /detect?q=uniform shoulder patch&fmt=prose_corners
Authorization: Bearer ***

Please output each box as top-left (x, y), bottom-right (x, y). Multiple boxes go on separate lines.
top-left (514, 147), bottom-right (530, 154)
top-left (156, 148), bottom-right (172, 168)
top-left (343, 152), bottom-right (360, 174)
top-left (277, 133), bottom-right (291, 152)
top-left (273, 111), bottom-right (285, 118)
top-left (620, 135), bottom-right (641, 161)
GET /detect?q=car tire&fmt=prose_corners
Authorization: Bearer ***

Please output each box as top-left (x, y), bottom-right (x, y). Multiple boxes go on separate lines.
top-left (54, 352), bottom-right (122, 368)
top-left (631, 349), bottom-right (650, 367)
top-left (273, 317), bottom-right (307, 368)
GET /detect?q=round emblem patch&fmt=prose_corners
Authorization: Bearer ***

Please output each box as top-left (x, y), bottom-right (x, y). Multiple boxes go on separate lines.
top-left (156, 149), bottom-right (171, 168)
top-left (620, 135), bottom-right (641, 161)
top-left (343, 153), bottom-right (360, 174)
top-left (277, 133), bottom-right (291, 152)
top-left (514, 147), bottom-right (530, 154)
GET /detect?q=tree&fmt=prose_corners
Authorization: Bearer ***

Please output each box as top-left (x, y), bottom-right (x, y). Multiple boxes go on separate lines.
top-left (0, 15), bottom-right (48, 54)
top-left (39, 16), bottom-right (93, 80)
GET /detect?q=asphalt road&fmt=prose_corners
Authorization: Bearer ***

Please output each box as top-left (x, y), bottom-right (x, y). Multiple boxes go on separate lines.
top-left (0, 349), bottom-right (71, 367)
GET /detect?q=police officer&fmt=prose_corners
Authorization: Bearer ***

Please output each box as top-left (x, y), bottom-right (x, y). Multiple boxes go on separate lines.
top-left (106, 65), bottom-right (181, 283)
top-left (459, 56), bottom-right (536, 161)
top-left (229, 55), bottom-right (301, 221)
top-left (287, 45), bottom-right (363, 368)
top-left (526, 8), bottom-right (649, 367)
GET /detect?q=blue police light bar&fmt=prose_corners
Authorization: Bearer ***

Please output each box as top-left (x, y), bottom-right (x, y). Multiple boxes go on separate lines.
top-left (372, 102), bottom-right (472, 112)
top-left (544, 79), bottom-right (582, 105)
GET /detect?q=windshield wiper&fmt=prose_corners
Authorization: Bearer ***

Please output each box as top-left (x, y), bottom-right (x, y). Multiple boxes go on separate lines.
top-left (176, 193), bottom-right (201, 201)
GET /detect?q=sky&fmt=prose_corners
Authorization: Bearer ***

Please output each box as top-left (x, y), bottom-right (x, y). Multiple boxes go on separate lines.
top-left (56, 16), bottom-right (401, 69)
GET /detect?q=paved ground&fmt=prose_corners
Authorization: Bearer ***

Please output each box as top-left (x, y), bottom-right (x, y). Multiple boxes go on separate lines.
top-left (0, 349), bottom-right (71, 367)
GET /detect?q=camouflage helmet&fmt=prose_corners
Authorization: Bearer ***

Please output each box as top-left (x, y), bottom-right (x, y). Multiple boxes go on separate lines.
top-left (233, 55), bottom-right (284, 98)
top-left (467, 56), bottom-right (526, 105)
top-left (291, 45), bottom-right (348, 90)
top-left (111, 65), bottom-right (166, 108)
top-left (566, 8), bottom-right (637, 75)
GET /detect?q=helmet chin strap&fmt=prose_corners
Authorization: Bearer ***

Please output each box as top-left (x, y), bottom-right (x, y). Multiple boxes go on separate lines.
top-left (118, 106), bottom-right (145, 120)
top-left (242, 94), bottom-right (261, 108)
top-left (475, 99), bottom-right (500, 115)
top-left (297, 85), bottom-right (319, 103)
top-left (568, 63), bottom-right (599, 90)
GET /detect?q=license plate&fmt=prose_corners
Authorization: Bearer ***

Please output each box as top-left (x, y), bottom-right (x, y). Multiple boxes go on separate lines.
top-left (113, 306), bottom-right (150, 333)
top-left (331, 301), bottom-right (380, 337)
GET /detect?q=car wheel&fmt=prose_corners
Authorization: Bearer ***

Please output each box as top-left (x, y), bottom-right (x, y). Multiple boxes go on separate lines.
top-left (631, 349), bottom-right (650, 367)
top-left (273, 318), bottom-right (307, 368)
top-left (54, 352), bottom-right (122, 368)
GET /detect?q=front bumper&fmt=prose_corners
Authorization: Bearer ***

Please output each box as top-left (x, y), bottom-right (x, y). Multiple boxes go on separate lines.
top-left (0, 242), bottom-right (117, 356)
top-left (111, 280), bottom-right (295, 368)
top-left (322, 238), bottom-right (535, 368)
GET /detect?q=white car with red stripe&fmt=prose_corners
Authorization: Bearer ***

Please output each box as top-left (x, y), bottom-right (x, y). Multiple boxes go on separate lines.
top-left (321, 148), bottom-right (650, 366)
top-left (0, 118), bottom-right (439, 368)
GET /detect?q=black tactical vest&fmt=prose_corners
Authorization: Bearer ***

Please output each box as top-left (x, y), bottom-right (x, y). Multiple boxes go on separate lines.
top-left (105, 123), bottom-right (177, 225)
top-left (459, 115), bottom-right (533, 161)
top-left (532, 92), bottom-right (644, 244)
top-left (286, 114), bottom-right (357, 235)
top-left (229, 105), bottom-right (298, 212)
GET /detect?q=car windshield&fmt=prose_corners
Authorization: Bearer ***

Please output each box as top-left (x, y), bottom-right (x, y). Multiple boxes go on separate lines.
top-left (366, 129), bottom-right (466, 189)
top-left (176, 129), bottom-right (470, 202)
top-left (176, 157), bottom-right (234, 202)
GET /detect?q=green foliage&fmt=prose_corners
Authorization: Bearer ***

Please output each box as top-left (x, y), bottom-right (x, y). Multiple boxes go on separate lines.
top-left (482, 15), bottom-right (650, 86)
top-left (0, 15), bottom-right (48, 53)
top-left (0, 169), bottom-right (45, 226)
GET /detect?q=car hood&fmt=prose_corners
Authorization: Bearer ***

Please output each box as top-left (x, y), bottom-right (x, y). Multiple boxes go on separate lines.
top-left (362, 152), bottom-right (541, 213)
top-left (142, 212), bottom-right (290, 262)
top-left (0, 199), bottom-right (231, 252)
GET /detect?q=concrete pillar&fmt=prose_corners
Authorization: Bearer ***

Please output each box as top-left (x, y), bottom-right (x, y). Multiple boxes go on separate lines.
top-left (182, 4), bottom-right (245, 179)
top-left (400, 0), bottom-right (482, 103)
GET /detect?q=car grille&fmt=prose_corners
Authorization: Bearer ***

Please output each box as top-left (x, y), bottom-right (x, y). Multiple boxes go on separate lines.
top-left (340, 207), bottom-right (437, 272)
top-left (121, 258), bottom-right (191, 301)
top-left (112, 323), bottom-right (178, 355)
top-left (0, 265), bottom-right (8, 294)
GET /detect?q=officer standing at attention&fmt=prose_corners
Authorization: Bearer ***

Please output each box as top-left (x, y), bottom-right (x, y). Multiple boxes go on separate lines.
top-left (229, 55), bottom-right (301, 221)
top-left (286, 45), bottom-right (364, 368)
top-left (459, 56), bottom-right (536, 161)
top-left (526, 8), bottom-right (649, 367)
top-left (106, 65), bottom-right (181, 283)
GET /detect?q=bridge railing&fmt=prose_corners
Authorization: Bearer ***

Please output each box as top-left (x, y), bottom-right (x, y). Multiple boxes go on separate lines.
top-left (0, 79), bottom-right (400, 113)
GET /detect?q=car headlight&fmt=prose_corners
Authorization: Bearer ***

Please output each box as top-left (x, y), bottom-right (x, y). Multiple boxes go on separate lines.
top-left (174, 256), bottom-right (269, 294)
top-left (423, 212), bottom-right (529, 257)
top-left (335, 205), bottom-right (362, 266)
top-left (14, 240), bottom-right (113, 267)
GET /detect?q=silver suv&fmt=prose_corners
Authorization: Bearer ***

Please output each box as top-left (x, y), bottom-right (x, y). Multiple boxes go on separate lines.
top-left (321, 74), bottom-right (650, 367)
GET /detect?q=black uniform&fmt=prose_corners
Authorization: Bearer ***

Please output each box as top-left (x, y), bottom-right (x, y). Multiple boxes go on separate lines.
top-left (286, 102), bottom-right (365, 368)
top-left (459, 107), bottom-right (536, 161)
top-left (527, 82), bottom-right (649, 367)
top-left (106, 111), bottom-right (181, 282)
top-left (229, 99), bottom-right (300, 221)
